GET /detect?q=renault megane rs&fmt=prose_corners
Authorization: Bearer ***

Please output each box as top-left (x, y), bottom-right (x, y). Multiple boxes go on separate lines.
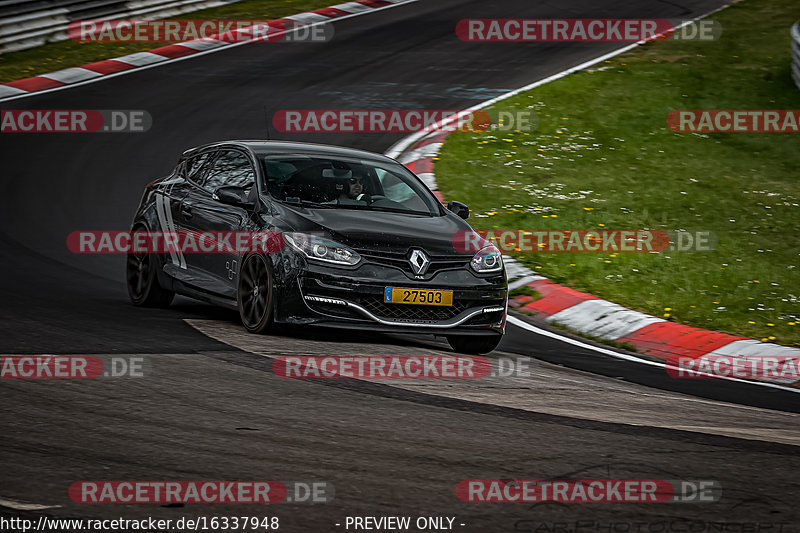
top-left (127, 141), bottom-right (507, 354)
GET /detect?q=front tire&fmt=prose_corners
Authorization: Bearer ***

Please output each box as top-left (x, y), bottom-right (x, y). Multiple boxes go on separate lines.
top-left (126, 226), bottom-right (174, 307)
top-left (238, 254), bottom-right (275, 333)
top-left (447, 334), bottom-right (502, 355)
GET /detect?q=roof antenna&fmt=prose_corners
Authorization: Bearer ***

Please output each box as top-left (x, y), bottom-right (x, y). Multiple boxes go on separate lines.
top-left (263, 105), bottom-right (272, 141)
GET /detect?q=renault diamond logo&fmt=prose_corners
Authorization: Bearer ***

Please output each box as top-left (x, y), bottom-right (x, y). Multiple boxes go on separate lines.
top-left (409, 249), bottom-right (430, 275)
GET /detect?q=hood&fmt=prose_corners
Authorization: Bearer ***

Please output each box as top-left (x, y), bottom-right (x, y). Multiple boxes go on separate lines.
top-left (270, 202), bottom-right (474, 256)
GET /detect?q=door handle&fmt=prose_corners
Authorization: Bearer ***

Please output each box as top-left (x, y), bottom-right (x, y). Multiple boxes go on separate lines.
top-left (180, 206), bottom-right (193, 218)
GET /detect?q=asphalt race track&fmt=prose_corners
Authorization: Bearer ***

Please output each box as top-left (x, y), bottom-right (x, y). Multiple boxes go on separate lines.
top-left (1, 0), bottom-right (799, 531)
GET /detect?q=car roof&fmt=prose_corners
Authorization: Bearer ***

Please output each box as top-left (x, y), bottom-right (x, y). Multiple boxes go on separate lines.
top-left (182, 140), bottom-right (397, 164)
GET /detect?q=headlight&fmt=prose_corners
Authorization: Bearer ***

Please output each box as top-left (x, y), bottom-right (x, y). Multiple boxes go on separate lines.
top-left (283, 233), bottom-right (361, 266)
top-left (470, 245), bottom-right (503, 273)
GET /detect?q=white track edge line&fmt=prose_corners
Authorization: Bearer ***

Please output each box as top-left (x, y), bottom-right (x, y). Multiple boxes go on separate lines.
top-left (507, 316), bottom-right (800, 394)
top-left (0, 497), bottom-right (61, 511)
top-left (385, 43), bottom-right (638, 158)
top-left (385, 12), bottom-right (730, 159)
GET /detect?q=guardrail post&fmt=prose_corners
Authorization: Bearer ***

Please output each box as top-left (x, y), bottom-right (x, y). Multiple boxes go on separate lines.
top-left (792, 21), bottom-right (800, 89)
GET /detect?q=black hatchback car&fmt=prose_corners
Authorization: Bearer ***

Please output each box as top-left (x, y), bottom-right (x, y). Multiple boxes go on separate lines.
top-left (127, 141), bottom-right (507, 354)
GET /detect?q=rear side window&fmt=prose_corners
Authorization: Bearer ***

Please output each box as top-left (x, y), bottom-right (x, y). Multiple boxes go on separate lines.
top-left (202, 150), bottom-right (256, 194)
top-left (185, 152), bottom-right (213, 184)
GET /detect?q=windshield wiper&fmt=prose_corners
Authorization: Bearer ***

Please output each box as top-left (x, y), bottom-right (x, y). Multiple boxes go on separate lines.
top-left (280, 199), bottom-right (335, 209)
top-left (335, 204), bottom-right (435, 216)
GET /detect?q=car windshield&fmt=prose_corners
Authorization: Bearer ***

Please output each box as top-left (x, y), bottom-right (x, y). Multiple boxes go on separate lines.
top-left (261, 154), bottom-right (442, 216)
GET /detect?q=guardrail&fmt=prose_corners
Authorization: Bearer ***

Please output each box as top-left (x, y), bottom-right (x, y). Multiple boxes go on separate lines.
top-left (792, 21), bottom-right (800, 89)
top-left (0, 0), bottom-right (240, 54)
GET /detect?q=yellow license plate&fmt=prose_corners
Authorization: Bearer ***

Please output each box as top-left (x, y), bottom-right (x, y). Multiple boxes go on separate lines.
top-left (384, 287), bottom-right (453, 306)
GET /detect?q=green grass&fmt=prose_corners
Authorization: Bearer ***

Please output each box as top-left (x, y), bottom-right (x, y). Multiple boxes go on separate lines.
top-left (437, 0), bottom-right (800, 346)
top-left (0, 0), bottom-right (333, 83)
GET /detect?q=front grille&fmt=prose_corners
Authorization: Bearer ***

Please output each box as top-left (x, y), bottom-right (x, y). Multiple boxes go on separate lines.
top-left (357, 296), bottom-right (470, 322)
top-left (355, 248), bottom-right (471, 277)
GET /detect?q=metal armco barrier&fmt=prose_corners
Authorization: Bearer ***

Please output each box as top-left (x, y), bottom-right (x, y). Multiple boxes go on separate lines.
top-left (792, 21), bottom-right (800, 89)
top-left (0, 0), bottom-right (239, 54)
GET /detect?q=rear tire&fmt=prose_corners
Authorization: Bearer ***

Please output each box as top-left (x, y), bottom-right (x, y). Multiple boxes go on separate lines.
top-left (238, 254), bottom-right (275, 333)
top-left (126, 225), bottom-right (174, 307)
top-left (447, 334), bottom-right (502, 355)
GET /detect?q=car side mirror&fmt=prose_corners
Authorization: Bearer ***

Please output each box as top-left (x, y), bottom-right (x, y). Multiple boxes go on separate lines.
top-left (214, 186), bottom-right (254, 207)
top-left (447, 200), bottom-right (470, 220)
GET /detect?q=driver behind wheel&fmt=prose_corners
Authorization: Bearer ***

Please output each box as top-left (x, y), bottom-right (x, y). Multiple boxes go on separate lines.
top-left (335, 171), bottom-right (368, 203)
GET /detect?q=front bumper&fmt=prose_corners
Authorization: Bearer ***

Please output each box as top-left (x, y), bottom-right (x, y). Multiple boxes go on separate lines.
top-left (272, 254), bottom-right (507, 337)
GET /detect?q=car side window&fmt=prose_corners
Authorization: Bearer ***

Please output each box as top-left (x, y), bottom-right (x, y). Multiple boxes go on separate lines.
top-left (185, 152), bottom-right (214, 185)
top-left (202, 150), bottom-right (256, 194)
